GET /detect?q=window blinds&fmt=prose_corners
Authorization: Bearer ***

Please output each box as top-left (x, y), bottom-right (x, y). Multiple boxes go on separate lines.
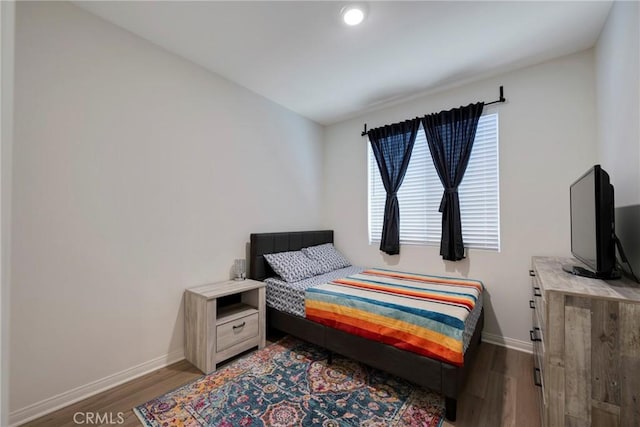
top-left (368, 113), bottom-right (500, 251)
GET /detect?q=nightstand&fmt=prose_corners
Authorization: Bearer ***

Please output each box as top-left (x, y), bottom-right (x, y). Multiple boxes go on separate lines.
top-left (184, 278), bottom-right (266, 374)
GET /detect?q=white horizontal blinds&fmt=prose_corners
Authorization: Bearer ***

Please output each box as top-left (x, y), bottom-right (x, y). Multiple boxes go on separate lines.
top-left (368, 113), bottom-right (500, 251)
top-left (368, 144), bottom-right (385, 243)
top-left (423, 129), bottom-right (445, 244)
top-left (368, 133), bottom-right (429, 244)
top-left (393, 134), bottom-right (429, 243)
top-left (458, 113), bottom-right (500, 250)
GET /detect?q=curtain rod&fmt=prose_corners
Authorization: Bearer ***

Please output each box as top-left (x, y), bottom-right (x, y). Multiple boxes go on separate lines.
top-left (361, 85), bottom-right (506, 137)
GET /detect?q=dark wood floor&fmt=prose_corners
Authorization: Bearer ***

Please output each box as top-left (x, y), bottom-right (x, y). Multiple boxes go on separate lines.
top-left (23, 341), bottom-right (540, 427)
top-left (441, 342), bottom-right (541, 427)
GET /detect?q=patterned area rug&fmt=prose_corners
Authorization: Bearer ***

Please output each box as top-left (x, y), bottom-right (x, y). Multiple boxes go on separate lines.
top-left (134, 337), bottom-right (444, 426)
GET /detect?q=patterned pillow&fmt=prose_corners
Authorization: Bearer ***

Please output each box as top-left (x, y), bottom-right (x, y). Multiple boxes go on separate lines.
top-left (263, 251), bottom-right (323, 283)
top-left (301, 243), bottom-right (351, 274)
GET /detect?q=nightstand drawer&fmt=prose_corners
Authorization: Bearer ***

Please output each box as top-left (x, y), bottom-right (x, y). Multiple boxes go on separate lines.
top-left (216, 312), bottom-right (259, 351)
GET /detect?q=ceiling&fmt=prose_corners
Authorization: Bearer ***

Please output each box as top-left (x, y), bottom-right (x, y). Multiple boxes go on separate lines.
top-left (74, 1), bottom-right (612, 125)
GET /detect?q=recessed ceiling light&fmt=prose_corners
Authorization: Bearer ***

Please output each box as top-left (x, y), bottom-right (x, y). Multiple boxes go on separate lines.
top-left (341, 4), bottom-right (367, 26)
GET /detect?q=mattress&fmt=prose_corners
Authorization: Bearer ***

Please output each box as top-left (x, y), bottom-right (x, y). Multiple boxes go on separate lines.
top-left (265, 266), bottom-right (365, 317)
top-left (265, 267), bottom-right (483, 354)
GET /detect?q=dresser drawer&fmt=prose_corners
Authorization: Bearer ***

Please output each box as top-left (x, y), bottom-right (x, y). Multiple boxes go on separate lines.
top-left (531, 298), bottom-right (545, 347)
top-left (531, 305), bottom-right (545, 392)
top-left (529, 303), bottom-right (545, 348)
top-left (216, 312), bottom-right (259, 352)
top-left (530, 266), bottom-right (546, 423)
top-left (531, 271), bottom-right (546, 332)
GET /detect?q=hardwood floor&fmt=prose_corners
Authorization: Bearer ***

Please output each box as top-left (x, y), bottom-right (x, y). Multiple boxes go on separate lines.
top-left (23, 341), bottom-right (540, 427)
top-left (22, 361), bottom-right (203, 427)
top-left (442, 344), bottom-right (541, 427)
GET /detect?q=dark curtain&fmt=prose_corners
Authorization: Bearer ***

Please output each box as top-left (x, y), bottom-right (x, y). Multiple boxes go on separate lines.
top-left (421, 102), bottom-right (484, 261)
top-left (369, 119), bottom-right (420, 255)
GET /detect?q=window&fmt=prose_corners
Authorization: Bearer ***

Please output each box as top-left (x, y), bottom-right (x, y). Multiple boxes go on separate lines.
top-left (368, 113), bottom-right (500, 251)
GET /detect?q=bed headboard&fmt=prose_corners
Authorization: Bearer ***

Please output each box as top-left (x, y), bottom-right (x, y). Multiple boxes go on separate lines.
top-left (249, 230), bottom-right (334, 281)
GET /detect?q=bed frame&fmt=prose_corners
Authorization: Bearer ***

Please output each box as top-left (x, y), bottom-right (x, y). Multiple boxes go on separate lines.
top-left (249, 230), bottom-right (484, 422)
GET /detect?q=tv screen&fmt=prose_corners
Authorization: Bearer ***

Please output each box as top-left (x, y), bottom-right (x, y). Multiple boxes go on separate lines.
top-left (570, 169), bottom-right (597, 268)
top-left (566, 165), bottom-right (618, 279)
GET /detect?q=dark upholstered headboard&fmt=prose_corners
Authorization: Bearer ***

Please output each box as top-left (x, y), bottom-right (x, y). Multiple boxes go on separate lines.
top-left (249, 230), bottom-right (334, 281)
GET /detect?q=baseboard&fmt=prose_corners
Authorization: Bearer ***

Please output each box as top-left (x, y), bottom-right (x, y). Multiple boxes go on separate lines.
top-left (482, 331), bottom-right (532, 354)
top-left (9, 348), bottom-right (185, 426)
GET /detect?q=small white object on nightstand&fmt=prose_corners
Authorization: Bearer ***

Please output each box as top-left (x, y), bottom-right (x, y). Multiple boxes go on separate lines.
top-left (233, 259), bottom-right (246, 281)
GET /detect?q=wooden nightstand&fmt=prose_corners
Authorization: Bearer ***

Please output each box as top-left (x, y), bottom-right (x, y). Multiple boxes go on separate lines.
top-left (184, 279), bottom-right (266, 374)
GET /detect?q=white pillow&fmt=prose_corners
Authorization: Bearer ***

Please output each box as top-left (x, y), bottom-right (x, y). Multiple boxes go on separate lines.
top-left (302, 243), bottom-right (351, 274)
top-left (263, 250), bottom-right (323, 283)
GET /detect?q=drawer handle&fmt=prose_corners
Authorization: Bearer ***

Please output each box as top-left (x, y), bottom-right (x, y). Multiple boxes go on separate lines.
top-left (533, 367), bottom-right (542, 387)
top-left (529, 300), bottom-right (535, 309)
top-left (533, 287), bottom-right (542, 297)
top-left (529, 269), bottom-right (536, 277)
top-left (232, 322), bottom-right (246, 330)
top-left (530, 328), bottom-right (542, 342)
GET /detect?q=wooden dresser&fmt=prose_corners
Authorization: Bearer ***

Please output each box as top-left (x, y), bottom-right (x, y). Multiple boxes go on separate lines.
top-left (530, 257), bottom-right (640, 427)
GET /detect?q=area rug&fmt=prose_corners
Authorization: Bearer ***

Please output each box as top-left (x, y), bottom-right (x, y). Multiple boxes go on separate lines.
top-left (134, 336), bottom-right (444, 426)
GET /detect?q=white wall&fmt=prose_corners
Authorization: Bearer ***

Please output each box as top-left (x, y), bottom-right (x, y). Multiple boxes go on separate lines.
top-left (595, 0), bottom-right (640, 276)
top-left (1, 2), bottom-right (15, 425)
top-left (11, 1), bottom-right (323, 422)
top-left (595, 0), bottom-right (640, 206)
top-left (323, 50), bottom-right (597, 348)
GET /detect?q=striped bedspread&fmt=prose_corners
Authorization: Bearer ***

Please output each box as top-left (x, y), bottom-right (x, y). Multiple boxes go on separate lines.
top-left (304, 268), bottom-right (483, 366)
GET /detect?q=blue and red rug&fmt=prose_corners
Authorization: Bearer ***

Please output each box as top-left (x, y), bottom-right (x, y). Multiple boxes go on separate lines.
top-left (134, 337), bottom-right (444, 426)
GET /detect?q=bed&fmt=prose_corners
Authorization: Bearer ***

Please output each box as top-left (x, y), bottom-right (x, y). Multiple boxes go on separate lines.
top-left (249, 230), bottom-right (484, 422)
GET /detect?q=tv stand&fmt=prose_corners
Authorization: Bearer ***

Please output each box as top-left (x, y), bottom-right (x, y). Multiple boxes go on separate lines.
top-left (561, 264), bottom-right (621, 280)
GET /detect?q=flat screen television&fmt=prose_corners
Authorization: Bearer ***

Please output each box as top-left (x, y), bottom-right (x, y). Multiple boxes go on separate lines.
top-left (563, 165), bottom-right (619, 279)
